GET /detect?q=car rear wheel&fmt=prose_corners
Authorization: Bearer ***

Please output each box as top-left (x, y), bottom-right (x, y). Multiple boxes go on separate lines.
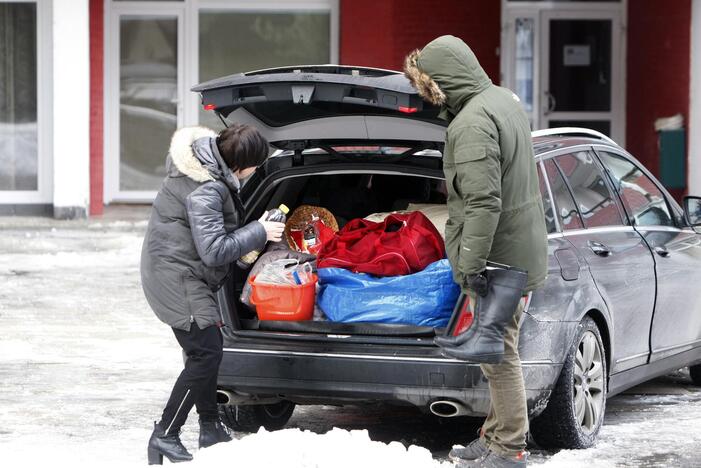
top-left (220, 401), bottom-right (296, 433)
top-left (530, 316), bottom-right (607, 449)
top-left (690, 365), bottom-right (701, 386)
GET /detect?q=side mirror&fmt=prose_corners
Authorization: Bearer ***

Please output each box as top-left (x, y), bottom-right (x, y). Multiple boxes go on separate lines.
top-left (683, 196), bottom-right (701, 229)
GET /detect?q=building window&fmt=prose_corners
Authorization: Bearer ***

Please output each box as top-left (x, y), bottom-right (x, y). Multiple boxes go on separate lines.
top-left (119, 16), bottom-right (178, 191)
top-left (198, 10), bottom-right (331, 129)
top-left (106, 1), bottom-right (336, 201)
top-left (0, 2), bottom-right (37, 191)
top-left (514, 17), bottom-right (534, 119)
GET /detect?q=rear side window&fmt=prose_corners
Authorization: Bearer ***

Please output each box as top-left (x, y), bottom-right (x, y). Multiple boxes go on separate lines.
top-left (597, 151), bottom-right (674, 227)
top-left (555, 151), bottom-right (623, 228)
top-left (537, 163), bottom-right (557, 233)
top-left (543, 159), bottom-right (584, 230)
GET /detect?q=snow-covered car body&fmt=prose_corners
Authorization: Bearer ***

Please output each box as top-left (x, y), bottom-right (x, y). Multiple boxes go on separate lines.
top-left (192, 66), bottom-right (701, 448)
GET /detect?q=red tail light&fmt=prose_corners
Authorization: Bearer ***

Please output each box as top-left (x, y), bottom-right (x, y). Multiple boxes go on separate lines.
top-left (452, 296), bottom-right (474, 336)
top-left (203, 103), bottom-right (216, 110)
top-left (398, 106), bottom-right (418, 113)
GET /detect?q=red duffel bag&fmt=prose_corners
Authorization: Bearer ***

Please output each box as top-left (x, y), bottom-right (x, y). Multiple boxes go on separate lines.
top-left (317, 211), bottom-right (446, 277)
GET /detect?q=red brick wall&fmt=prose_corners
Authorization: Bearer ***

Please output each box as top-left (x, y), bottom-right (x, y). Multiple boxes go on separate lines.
top-left (340, 0), bottom-right (501, 82)
top-left (89, 0), bottom-right (104, 215)
top-left (627, 0), bottom-right (691, 198)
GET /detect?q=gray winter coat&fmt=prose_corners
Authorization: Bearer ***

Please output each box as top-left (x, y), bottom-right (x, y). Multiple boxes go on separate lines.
top-left (140, 126), bottom-right (267, 331)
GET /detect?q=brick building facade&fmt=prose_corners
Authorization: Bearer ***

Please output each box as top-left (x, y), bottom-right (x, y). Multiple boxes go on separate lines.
top-left (0, 0), bottom-right (699, 217)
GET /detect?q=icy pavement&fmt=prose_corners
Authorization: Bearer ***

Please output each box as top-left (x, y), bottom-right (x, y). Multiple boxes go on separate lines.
top-left (0, 220), bottom-right (700, 468)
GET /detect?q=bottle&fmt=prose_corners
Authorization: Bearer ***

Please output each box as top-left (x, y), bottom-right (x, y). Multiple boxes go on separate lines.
top-left (236, 204), bottom-right (289, 269)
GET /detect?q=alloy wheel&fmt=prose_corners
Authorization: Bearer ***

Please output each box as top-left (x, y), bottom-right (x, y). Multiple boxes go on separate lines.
top-left (573, 331), bottom-right (605, 434)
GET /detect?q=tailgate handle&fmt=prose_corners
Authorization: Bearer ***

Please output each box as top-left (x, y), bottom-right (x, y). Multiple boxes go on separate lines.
top-left (342, 96), bottom-right (377, 106)
top-left (290, 85), bottom-right (315, 104)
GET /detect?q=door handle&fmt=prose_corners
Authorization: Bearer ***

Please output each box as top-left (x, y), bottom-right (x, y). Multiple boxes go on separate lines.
top-left (588, 241), bottom-right (611, 257)
top-left (544, 91), bottom-right (557, 115)
top-left (654, 246), bottom-right (670, 258)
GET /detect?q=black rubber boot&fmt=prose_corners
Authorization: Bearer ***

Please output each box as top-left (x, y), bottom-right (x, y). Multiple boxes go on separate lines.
top-left (435, 266), bottom-right (527, 364)
top-left (449, 438), bottom-right (489, 462)
top-left (147, 422), bottom-right (193, 465)
top-left (199, 418), bottom-right (232, 449)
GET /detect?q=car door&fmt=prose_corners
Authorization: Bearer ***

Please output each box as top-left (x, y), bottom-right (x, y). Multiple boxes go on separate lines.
top-left (545, 151), bottom-right (656, 373)
top-left (596, 149), bottom-right (701, 362)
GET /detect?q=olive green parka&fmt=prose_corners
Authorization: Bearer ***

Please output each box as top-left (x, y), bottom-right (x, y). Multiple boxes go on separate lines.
top-left (404, 35), bottom-right (547, 291)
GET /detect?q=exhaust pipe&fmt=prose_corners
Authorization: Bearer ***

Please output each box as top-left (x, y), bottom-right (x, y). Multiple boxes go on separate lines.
top-left (216, 390), bottom-right (283, 406)
top-left (217, 389), bottom-right (236, 406)
top-left (429, 400), bottom-right (470, 418)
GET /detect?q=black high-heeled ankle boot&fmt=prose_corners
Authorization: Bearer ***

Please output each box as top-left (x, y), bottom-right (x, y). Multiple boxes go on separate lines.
top-left (199, 418), bottom-right (232, 449)
top-left (147, 421), bottom-right (193, 465)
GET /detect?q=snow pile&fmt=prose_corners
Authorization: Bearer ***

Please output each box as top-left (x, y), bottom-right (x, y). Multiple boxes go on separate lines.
top-left (194, 428), bottom-right (449, 468)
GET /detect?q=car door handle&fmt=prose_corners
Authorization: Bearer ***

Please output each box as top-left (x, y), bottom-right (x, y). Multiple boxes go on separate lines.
top-left (588, 241), bottom-right (611, 257)
top-left (654, 246), bottom-right (670, 258)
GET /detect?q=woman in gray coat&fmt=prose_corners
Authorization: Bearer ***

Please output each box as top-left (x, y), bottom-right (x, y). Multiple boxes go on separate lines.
top-left (141, 124), bottom-right (284, 464)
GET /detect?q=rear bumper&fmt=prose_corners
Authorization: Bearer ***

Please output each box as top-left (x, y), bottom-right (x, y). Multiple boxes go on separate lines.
top-left (217, 346), bottom-right (561, 417)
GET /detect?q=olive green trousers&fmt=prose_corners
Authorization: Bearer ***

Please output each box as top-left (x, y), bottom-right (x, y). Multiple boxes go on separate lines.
top-left (469, 291), bottom-right (529, 458)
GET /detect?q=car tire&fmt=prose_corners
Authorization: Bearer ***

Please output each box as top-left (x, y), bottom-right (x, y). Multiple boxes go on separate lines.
top-left (530, 316), bottom-right (607, 449)
top-left (220, 401), bottom-right (295, 433)
top-left (690, 365), bottom-right (701, 386)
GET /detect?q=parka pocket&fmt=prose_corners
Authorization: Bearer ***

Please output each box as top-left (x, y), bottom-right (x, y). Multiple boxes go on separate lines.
top-left (180, 271), bottom-right (193, 316)
top-left (453, 146), bottom-right (489, 164)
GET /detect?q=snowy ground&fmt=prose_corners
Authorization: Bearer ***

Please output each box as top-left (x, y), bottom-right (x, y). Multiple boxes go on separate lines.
top-left (1, 218), bottom-right (700, 468)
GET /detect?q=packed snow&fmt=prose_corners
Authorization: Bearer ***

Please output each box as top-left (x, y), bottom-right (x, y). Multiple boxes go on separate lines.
top-left (1, 219), bottom-right (700, 467)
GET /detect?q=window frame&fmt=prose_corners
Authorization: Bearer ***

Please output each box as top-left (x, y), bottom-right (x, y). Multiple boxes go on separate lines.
top-left (539, 145), bottom-right (628, 230)
top-left (541, 155), bottom-right (586, 232)
top-left (103, 0), bottom-right (339, 204)
top-left (0, 0), bottom-right (53, 204)
top-left (591, 145), bottom-right (684, 229)
top-left (536, 157), bottom-right (560, 234)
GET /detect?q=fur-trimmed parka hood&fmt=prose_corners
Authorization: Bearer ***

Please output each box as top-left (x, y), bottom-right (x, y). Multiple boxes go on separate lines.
top-left (167, 126), bottom-right (240, 193)
top-left (404, 35), bottom-right (492, 120)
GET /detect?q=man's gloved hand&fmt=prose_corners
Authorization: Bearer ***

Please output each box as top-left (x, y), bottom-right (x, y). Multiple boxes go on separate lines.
top-left (466, 272), bottom-right (489, 297)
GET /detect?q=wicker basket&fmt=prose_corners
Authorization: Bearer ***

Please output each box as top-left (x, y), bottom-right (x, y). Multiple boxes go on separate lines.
top-left (284, 205), bottom-right (339, 251)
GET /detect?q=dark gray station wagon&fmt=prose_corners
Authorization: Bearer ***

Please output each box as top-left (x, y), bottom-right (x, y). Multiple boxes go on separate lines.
top-left (192, 65), bottom-right (701, 450)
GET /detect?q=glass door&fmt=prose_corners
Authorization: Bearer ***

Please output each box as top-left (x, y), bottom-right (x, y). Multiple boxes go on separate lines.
top-left (106, 4), bottom-right (184, 201)
top-left (501, 5), bottom-right (624, 144)
top-left (540, 10), bottom-right (623, 142)
top-left (0, 0), bottom-right (51, 204)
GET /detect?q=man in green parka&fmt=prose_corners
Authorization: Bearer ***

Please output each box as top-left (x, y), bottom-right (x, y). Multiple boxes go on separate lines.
top-left (404, 36), bottom-right (547, 467)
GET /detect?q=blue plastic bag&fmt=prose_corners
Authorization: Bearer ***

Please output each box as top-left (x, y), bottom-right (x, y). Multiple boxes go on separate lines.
top-left (317, 259), bottom-right (460, 327)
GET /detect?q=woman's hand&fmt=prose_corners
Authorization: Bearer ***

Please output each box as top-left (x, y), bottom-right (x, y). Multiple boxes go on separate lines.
top-left (258, 211), bottom-right (285, 242)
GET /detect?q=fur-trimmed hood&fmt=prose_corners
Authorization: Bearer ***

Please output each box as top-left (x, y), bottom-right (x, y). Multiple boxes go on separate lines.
top-left (404, 35), bottom-right (492, 120)
top-left (167, 126), bottom-right (240, 192)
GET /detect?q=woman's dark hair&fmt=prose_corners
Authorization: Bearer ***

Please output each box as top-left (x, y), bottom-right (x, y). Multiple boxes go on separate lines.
top-left (216, 123), bottom-right (269, 171)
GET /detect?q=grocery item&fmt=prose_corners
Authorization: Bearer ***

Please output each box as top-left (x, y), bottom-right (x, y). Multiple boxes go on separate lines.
top-left (249, 262), bottom-right (318, 321)
top-left (254, 259), bottom-right (314, 286)
top-left (284, 205), bottom-right (338, 255)
top-left (237, 204), bottom-right (289, 269)
top-left (239, 242), bottom-right (316, 308)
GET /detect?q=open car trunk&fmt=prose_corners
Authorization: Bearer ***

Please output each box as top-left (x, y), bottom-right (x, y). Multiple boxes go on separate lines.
top-left (193, 65), bottom-right (453, 342)
top-left (225, 163), bottom-right (450, 341)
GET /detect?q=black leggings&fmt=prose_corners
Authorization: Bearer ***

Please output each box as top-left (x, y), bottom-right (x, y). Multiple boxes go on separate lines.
top-left (159, 322), bottom-right (223, 435)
